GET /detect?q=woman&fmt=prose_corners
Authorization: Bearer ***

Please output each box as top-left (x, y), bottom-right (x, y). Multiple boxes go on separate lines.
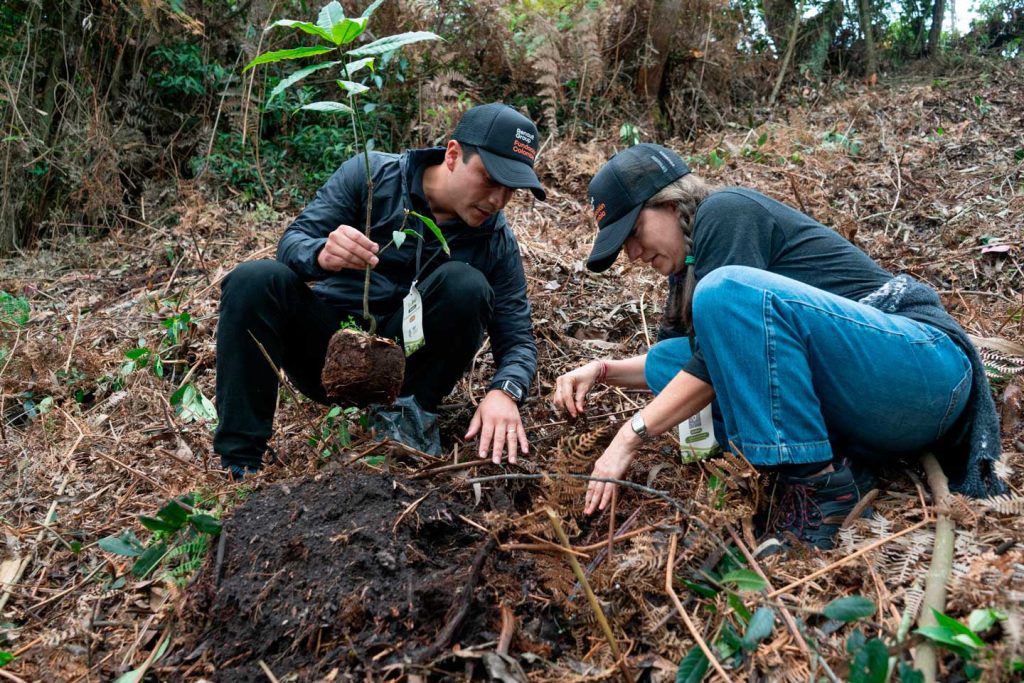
top-left (553, 143), bottom-right (1003, 553)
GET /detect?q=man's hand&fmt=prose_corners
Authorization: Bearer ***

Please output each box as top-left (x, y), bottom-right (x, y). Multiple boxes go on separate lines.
top-left (465, 389), bottom-right (529, 465)
top-left (552, 361), bottom-right (602, 418)
top-left (317, 224), bottom-right (380, 271)
top-left (584, 425), bottom-right (640, 515)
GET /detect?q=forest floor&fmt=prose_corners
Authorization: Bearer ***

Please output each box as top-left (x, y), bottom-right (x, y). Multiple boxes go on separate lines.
top-left (2, 57), bottom-right (1023, 682)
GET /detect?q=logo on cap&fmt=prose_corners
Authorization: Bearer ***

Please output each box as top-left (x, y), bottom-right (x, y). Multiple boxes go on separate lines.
top-left (593, 201), bottom-right (607, 225)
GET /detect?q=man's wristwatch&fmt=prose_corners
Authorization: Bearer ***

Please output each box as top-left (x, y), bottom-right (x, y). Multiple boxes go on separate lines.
top-left (490, 379), bottom-right (525, 404)
top-left (630, 411), bottom-right (648, 439)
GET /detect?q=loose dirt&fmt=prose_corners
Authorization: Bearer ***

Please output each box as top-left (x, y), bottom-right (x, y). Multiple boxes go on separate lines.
top-left (184, 468), bottom-right (558, 681)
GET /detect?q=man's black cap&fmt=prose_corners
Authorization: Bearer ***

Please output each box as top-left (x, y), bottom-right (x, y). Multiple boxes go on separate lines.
top-left (586, 143), bottom-right (690, 272)
top-left (453, 103), bottom-right (546, 201)
top-left (585, 144), bottom-right (688, 272)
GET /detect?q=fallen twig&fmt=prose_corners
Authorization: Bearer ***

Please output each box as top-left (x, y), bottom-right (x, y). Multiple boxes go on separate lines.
top-left (767, 519), bottom-right (930, 598)
top-left (915, 453), bottom-right (954, 682)
top-left (545, 508), bottom-right (632, 683)
top-left (258, 659), bottom-right (281, 683)
top-left (415, 536), bottom-right (497, 663)
top-left (665, 521), bottom-right (734, 682)
top-left (726, 525), bottom-right (810, 658)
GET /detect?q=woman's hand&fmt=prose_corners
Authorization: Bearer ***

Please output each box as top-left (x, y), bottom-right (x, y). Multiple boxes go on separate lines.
top-left (552, 361), bottom-right (603, 418)
top-left (584, 426), bottom-right (641, 515)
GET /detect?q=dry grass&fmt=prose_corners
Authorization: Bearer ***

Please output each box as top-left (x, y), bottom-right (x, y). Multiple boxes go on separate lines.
top-left (1, 58), bottom-right (1023, 681)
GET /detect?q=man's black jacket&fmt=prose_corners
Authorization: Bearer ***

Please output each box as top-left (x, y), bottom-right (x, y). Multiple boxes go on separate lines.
top-left (277, 147), bottom-right (537, 393)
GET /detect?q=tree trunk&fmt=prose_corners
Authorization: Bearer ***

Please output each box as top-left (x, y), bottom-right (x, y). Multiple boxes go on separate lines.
top-left (857, 0), bottom-right (879, 80)
top-left (636, 0), bottom-right (682, 99)
top-left (927, 0), bottom-right (946, 55)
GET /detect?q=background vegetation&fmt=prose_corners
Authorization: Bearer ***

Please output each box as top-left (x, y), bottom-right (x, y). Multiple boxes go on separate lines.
top-left (0, 0), bottom-right (1020, 255)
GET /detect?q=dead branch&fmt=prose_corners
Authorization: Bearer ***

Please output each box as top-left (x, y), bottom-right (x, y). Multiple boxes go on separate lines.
top-left (915, 453), bottom-right (954, 682)
top-left (414, 535), bottom-right (497, 663)
top-left (545, 508), bottom-right (632, 683)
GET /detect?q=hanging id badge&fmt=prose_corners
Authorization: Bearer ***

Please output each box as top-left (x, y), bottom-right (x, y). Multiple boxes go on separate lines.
top-left (402, 280), bottom-right (425, 356)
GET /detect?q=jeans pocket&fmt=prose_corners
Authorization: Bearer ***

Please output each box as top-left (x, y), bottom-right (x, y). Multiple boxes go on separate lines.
top-left (936, 364), bottom-right (972, 441)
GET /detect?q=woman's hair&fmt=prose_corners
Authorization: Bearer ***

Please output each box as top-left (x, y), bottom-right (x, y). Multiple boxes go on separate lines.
top-left (644, 173), bottom-right (717, 334)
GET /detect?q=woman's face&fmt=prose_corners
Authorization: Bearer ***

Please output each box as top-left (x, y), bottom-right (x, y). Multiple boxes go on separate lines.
top-left (623, 204), bottom-right (685, 275)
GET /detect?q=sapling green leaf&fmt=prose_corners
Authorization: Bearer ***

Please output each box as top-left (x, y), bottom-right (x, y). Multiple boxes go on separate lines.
top-left (848, 638), bottom-right (888, 683)
top-left (330, 17), bottom-right (368, 45)
top-left (268, 61), bottom-right (341, 103)
top-left (301, 101), bottom-right (355, 114)
top-left (264, 19), bottom-right (335, 43)
top-left (392, 231), bottom-right (407, 249)
top-left (742, 607), bottom-right (775, 650)
top-left (243, 46), bottom-right (335, 72)
top-left (346, 31), bottom-right (441, 57)
top-left (968, 607), bottom-right (1007, 633)
top-left (822, 595), bottom-right (877, 622)
top-left (675, 647), bottom-right (709, 683)
top-left (156, 499), bottom-right (191, 527)
top-left (188, 514), bottom-right (222, 535)
top-left (408, 210), bottom-right (449, 254)
top-left (360, 0), bottom-right (388, 18)
top-left (337, 80), bottom-right (370, 95)
top-left (345, 57), bottom-right (375, 77)
top-left (98, 532), bottom-right (144, 557)
top-left (132, 543), bottom-right (169, 578)
top-left (931, 609), bottom-right (986, 648)
top-left (139, 515), bottom-right (180, 533)
top-left (721, 569), bottom-right (767, 592)
top-left (317, 1), bottom-right (347, 33)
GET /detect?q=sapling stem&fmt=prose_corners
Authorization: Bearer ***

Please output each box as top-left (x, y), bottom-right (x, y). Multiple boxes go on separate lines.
top-left (350, 99), bottom-right (377, 334)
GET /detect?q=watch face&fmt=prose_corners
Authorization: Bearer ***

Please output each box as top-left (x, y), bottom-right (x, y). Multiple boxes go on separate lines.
top-left (503, 381), bottom-right (524, 401)
top-left (631, 412), bottom-right (646, 435)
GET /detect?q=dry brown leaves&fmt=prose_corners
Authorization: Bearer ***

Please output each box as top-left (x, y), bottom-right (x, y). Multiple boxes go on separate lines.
top-left (1, 57), bottom-right (1023, 681)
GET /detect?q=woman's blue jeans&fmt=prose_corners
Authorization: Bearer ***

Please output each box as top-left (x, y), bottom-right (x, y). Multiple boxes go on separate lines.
top-left (644, 266), bottom-right (972, 468)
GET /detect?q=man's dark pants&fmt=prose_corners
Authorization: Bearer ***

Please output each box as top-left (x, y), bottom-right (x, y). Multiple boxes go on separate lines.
top-left (213, 259), bottom-right (494, 469)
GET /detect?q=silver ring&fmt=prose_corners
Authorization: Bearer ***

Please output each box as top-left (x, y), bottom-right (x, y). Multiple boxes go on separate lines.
top-left (506, 426), bottom-right (517, 432)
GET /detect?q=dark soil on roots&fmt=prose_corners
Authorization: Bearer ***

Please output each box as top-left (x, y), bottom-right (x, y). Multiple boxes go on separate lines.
top-left (182, 468), bottom-right (561, 681)
top-left (320, 328), bottom-right (405, 406)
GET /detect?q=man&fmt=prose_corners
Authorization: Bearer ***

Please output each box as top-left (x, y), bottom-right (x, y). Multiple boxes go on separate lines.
top-left (214, 103), bottom-right (544, 476)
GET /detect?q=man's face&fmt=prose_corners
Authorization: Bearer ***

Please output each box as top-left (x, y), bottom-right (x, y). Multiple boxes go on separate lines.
top-left (447, 144), bottom-right (515, 227)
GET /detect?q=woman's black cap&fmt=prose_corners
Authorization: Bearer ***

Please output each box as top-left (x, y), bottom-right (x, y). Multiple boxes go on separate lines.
top-left (586, 143), bottom-right (690, 272)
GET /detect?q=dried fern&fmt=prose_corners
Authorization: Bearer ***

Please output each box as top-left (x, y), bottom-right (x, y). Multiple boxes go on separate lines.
top-left (979, 495), bottom-right (1024, 516)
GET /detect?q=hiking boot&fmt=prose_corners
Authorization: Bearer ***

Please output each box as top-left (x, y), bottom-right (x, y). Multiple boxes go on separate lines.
top-left (757, 462), bottom-right (867, 556)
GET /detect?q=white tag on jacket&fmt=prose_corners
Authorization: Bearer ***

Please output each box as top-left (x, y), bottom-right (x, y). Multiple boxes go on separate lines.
top-left (402, 281), bottom-right (425, 356)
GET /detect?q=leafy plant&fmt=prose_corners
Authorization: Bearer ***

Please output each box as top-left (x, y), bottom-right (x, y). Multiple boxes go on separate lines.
top-left (148, 42), bottom-right (230, 100)
top-left (913, 607), bottom-right (1012, 679)
top-left (121, 307), bottom-right (195, 380)
top-left (0, 291), bottom-right (29, 326)
top-left (244, 0), bottom-right (446, 334)
top-left (170, 382), bottom-right (217, 424)
top-left (619, 122), bottom-right (641, 146)
top-left (0, 651), bottom-right (12, 667)
top-left (98, 494), bottom-right (222, 582)
top-left (823, 129), bottom-right (862, 156)
top-left (311, 404), bottom-right (364, 458)
top-left (973, 95), bottom-right (993, 118)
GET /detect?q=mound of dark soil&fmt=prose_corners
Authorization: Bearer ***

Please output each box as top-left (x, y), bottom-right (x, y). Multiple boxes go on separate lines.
top-left (185, 469), bottom-right (505, 681)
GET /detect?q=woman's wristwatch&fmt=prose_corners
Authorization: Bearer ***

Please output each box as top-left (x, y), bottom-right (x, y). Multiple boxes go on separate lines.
top-left (630, 411), bottom-right (648, 439)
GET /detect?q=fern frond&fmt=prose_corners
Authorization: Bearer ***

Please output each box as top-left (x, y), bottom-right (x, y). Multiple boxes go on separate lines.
top-left (979, 495), bottom-right (1024, 516)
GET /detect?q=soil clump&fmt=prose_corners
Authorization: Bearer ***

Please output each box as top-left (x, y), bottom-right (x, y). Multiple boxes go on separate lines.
top-left (184, 468), bottom-right (535, 681)
top-left (321, 329), bottom-right (405, 406)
